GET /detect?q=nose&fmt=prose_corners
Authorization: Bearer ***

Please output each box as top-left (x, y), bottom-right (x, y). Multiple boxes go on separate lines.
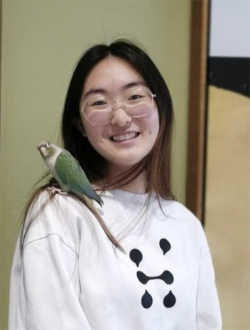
top-left (110, 106), bottom-right (132, 127)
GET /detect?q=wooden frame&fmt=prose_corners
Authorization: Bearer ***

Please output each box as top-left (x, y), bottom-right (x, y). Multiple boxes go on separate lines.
top-left (185, 0), bottom-right (210, 223)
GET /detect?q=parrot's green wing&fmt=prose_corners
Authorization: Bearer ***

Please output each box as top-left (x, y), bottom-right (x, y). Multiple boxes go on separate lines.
top-left (55, 150), bottom-right (103, 205)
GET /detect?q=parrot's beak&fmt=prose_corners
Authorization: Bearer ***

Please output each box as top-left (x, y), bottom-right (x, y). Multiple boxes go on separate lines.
top-left (37, 141), bottom-right (48, 150)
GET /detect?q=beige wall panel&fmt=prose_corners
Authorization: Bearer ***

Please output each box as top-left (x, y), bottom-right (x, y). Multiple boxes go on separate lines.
top-left (205, 86), bottom-right (250, 329)
top-left (0, 1), bottom-right (191, 328)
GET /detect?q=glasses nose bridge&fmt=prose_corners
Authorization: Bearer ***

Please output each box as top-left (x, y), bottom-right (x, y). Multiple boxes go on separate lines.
top-left (111, 98), bottom-right (125, 112)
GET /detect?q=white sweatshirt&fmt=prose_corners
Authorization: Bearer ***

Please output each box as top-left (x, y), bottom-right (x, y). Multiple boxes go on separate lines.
top-left (9, 189), bottom-right (222, 330)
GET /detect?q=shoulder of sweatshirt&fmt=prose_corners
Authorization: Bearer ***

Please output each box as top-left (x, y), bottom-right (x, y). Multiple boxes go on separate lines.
top-left (22, 189), bottom-right (95, 252)
top-left (149, 198), bottom-right (201, 225)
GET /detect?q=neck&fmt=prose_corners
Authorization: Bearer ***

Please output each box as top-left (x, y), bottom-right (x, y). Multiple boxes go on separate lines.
top-left (97, 165), bottom-right (147, 194)
top-left (116, 174), bottom-right (147, 194)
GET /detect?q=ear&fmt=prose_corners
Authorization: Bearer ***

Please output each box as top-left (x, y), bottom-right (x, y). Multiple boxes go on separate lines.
top-left (73, 118), bottom-right (87, 137)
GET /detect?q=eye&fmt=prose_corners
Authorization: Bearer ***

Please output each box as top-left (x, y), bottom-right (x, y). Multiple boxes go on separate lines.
top-left (86, 97), bottom-right (109, 109)
top-left (91, 100), bottom-right (107, 106)
top-left (129, 94), bottom-right (143, 101)
top-left (126, 88), bottom-right (148, 102)
top-left (46, 142), bottom-right (50, 148)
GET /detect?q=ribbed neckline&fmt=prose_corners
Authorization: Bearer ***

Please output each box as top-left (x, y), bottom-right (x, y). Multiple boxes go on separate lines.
top-left (102, 189), bottom-right (154, 204)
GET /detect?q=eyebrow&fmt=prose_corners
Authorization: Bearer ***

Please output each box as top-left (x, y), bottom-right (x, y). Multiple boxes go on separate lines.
top-left (124, 81), bottom-right (148, 89)
top-left (83, 88), bottom-right (107, 99)
top-left (83, 81), bottom-right (147, 99)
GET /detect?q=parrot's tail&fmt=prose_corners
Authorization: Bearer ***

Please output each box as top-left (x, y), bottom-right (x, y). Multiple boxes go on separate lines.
top-left (82, 197), bottom-right (125, 254)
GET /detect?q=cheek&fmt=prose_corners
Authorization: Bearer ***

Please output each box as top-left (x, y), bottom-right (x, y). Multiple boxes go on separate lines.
top-left (81, 117), bottom-right (98, 137)
top-left (82, 120), bottom-right (106, 150)
top-left (143, 111), bottom-right (160, 137)
top-left (148, 117), bottom-right (160, 149)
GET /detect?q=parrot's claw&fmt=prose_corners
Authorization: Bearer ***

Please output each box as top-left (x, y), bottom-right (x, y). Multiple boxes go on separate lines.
top-left (47, 187), bottom-right (67, 196)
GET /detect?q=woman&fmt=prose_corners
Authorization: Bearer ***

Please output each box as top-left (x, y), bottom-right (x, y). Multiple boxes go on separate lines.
top-left (9, 39), bottom-right (222, 329)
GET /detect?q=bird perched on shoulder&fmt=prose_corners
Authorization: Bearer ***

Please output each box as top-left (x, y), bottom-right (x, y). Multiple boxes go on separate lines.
top-left (37, 141), bottom-right (124, 253)
top-left (37, 141), bottom-right (103, 205)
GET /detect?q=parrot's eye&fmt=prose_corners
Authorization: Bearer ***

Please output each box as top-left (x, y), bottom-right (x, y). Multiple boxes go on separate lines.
top-left (46, 142), bottom-right (50, 148)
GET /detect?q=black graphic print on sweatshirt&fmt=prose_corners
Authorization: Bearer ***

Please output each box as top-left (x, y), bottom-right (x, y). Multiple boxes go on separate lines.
top-left (129, 238), bottom-right (176, 309)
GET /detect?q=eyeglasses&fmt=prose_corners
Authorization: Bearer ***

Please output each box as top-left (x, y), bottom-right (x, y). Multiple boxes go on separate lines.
top-left (80, 86), bottom-right (156, 126)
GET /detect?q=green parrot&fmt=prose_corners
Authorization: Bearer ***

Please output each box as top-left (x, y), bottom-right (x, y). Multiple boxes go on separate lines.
top-left (37, 141), bottom-right (124, 252)
top-left (37, 141), bottom-right (103, 205)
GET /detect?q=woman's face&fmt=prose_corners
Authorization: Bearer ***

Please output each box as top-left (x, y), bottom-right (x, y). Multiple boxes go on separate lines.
top-left (80, 56), bottom-right (159, 176)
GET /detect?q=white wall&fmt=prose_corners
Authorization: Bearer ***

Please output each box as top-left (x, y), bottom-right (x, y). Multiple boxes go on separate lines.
top-left (210, 0), bottom-right (250, 57)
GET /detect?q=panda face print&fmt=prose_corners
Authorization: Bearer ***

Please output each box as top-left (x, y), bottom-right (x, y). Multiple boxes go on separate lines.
top-left (129, 238), bottom-right (176, 309)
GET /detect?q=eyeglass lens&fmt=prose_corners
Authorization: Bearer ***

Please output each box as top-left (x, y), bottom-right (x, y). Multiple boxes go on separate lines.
top-left (82, 87), bottom-right (155, 125)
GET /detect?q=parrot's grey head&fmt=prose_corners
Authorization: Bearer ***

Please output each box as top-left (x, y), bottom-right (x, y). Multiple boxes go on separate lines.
top-left (37, 141), bottom-right (53, 159)
top-left (37, 141), bottom-right (62, 171)
top-left (37, 141), bottom-right (61, 160)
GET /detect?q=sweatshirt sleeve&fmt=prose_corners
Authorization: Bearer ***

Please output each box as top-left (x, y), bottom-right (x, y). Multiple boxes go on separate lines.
top-left (9, 194), bottom-right (93, 330)
top-left (196, 240), bottom-right (222, 329)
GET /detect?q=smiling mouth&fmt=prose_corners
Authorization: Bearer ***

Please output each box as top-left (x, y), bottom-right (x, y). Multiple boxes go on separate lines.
top-left (110, 132), bottom-right (139, 142)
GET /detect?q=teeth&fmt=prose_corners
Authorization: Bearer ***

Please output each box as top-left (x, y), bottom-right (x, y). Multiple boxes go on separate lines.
top-left (112, 132), bottom-right (138, 142)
